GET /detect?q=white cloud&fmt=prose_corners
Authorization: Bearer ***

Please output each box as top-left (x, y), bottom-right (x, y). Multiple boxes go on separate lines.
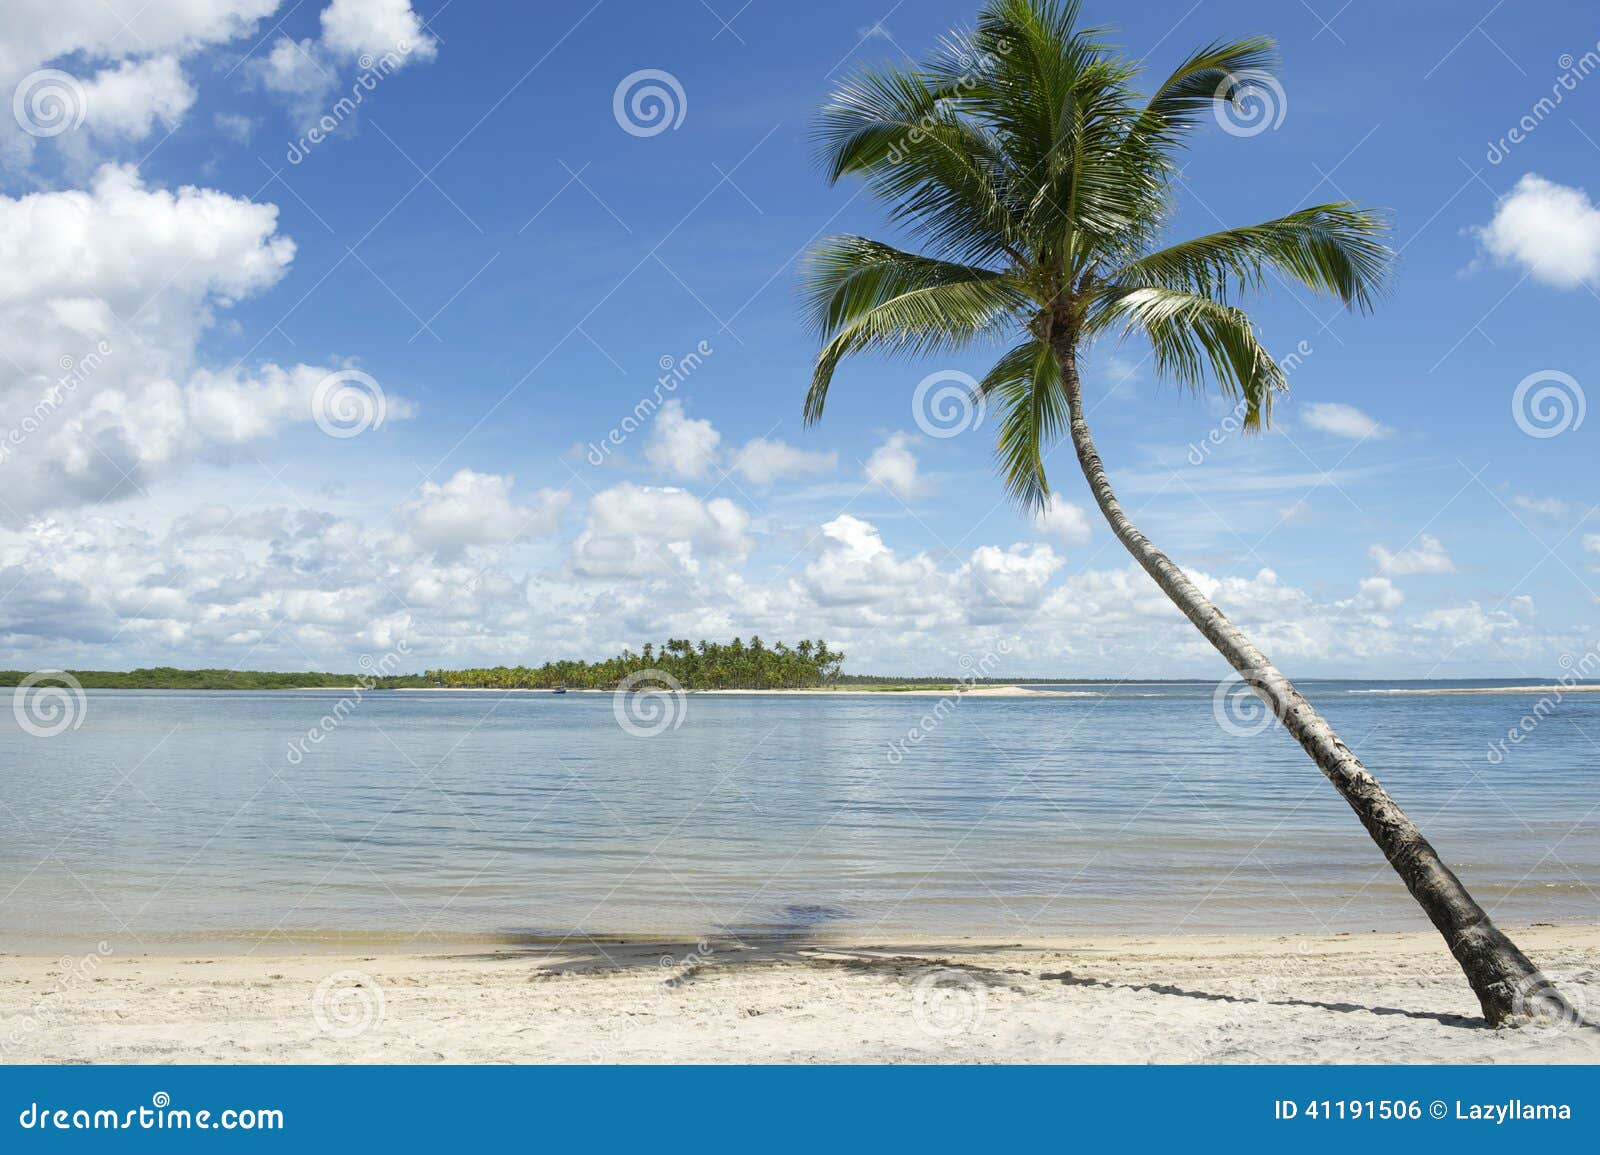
top-left (865, 432), bottom-right (922, 499)
top-left (0, 0), bottom-right (278, 164)
top-left (644, 399), bottom-right (721, 480)
top-left (1474, 173), bottom-right (1600, 288)
top-left (254, 0), bottom-right (436, 127)
top-left (320, 0), bottom-right (438, 61)
top-left (573, 484), bottom-right (750, 577)
top-left (959, 543), bottom-right (1062, 611)
top-left (1035, 499), bottom-right (1093, 546)
top-left (1300, 401), bottom-right (1393, 440)
top-left (1369, 534), bottom-right (1455, 576)
top-left (1511, 495), bottom-right (1573, 519)
top-left (0, 488), bottom-right (1580, 679)
top-left (403, 470), bottom-right (569, 555)
top-left (1357, 576), bottom-right (1404, 611)
top-left (729, 437), bottom-right (837, 485)
top-left (0, 165), bottom-right (411, 523)
top-left (800, 515), bottom-right (941, 609)
top-left (258, 36), bottom-right (334, 103)
top-left (77, 55), bottom-right (196, 140)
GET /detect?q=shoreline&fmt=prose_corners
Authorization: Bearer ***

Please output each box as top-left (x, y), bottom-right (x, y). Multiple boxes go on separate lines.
top-left (5, 925), bottom-right (1595, 1063)
top-left (380, 683), bottom-right (1600, 698)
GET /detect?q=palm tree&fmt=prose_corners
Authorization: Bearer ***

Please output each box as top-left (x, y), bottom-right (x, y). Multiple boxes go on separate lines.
top-left (800, 0), bottom-right (1564, 1025)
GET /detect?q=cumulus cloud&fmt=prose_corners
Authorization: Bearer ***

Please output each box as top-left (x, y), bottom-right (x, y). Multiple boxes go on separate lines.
top-left (644, 399), bottom-right (721, 480)
top-left (729, 437), bottom-right (838, 486)
top-left (320, 0), bottom-right (438, 62)
top-left (1357, 576), bottom-right (1404, 611)
top-left (800, 515), bottom-right (941, 609)
top-left (1035, 500), bottom-right (1093, 546)
top-left (573, 484), bottom-right (750, 577)
top-left (403, 470), bottom-right (570, 555)
top-left (1369, 534), bottom-right (1455, 576)
top-left (865, 432), bottom-right (922, 499)
top-left (257, 0), bottom-right (437, 116)
top-left (959, 543), bottom-right (1062, 612)
top-left (1300, 401), bottom-right (1393, 440)
top-left (1511, 495), bottom-right (1574, 519)
top-left (0, 0), bottom-right (277, 164)
top-left (0, 165), bottom-right (409, 523)
top-left (77, 56), bottom-right (196, 140)
top-left (0, 485), bottom-right (1576, 678)
top-left (1473, 174), bottom-right (1600, 288)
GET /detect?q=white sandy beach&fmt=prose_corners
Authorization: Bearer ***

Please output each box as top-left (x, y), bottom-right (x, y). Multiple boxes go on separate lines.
top-left (386, 683), bottom-right (1600, 698)
top-left (4, 926), bottom-right (1595, 1064)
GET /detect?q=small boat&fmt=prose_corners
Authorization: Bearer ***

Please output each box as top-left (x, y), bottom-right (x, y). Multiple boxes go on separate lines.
top-left (552, 686), bottom-right (567, 695)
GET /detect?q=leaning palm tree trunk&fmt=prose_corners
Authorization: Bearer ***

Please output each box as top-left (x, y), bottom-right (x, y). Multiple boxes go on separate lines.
top-left (1053, 342), bottom-right (1558, 1026)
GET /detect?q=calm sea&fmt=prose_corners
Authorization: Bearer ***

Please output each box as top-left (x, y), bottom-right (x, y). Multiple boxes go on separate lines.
top-left (1, 681), bottom-right (1595, 949)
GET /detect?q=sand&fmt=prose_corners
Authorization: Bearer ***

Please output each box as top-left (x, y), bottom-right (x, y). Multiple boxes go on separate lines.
top-left (387, 683), bottom-right (1600, 698)
top-left (391, 685), bottom-right (1078, 696)
top-left (3, 926), bottom-right (1596, 1064)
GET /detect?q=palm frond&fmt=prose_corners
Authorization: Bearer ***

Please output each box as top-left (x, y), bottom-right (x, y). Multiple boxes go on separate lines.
top-left (801, 238), bottom-right (1029, 424)
top-left (1127, 35), bottom-right (1279, 148)
top-left (1087, 286), bottom-right (1284, 427)
top-left (1110, 204), bottom-right (1391, 309)
top-left (979, 339), bottom-right (1068, 511)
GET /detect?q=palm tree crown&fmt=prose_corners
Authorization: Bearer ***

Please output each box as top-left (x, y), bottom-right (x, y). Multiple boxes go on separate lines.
top-left (801, 0), bottom-right (1391, 509)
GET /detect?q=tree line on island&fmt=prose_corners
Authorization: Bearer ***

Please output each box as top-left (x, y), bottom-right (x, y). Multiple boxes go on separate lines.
top-left (0, 639), bottom-right (847, 691)
top-left (427, 638), bottom-right (845, 690)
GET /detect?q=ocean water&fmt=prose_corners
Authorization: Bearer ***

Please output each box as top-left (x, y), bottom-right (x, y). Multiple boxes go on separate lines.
top-left (0, 682), bottom-right (1595, 948)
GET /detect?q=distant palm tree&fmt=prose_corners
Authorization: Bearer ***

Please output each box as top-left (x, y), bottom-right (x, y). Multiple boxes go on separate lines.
top-left (801, 0), bottom-right (1563, 1025)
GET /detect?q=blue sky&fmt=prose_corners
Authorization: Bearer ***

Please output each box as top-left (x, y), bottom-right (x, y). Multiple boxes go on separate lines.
top-left (1, 0), bottom-right (1597, 677)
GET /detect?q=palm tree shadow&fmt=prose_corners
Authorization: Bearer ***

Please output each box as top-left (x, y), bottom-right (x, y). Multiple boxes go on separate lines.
top-left (442, 931), bottom-right (1028, 989)
top-left (440, 929), bottom-right (1598, 1038)
top-left (1040, 967), bottom-right (1491, 1029)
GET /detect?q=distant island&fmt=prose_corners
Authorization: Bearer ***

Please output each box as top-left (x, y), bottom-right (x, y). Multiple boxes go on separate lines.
top-left (1, 639), bottom-right (844, 692)
top-left (0, 640), bottom-right (1229, 693)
